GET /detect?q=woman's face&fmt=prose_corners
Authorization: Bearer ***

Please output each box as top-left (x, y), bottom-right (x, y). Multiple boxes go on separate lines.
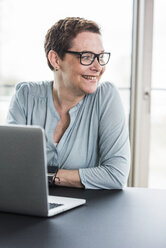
top-left (58, 31), bottom-right (106, 97)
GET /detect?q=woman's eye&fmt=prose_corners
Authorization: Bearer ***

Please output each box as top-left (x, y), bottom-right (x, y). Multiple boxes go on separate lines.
top-left (82, 56), bottom-right (91, 60)
top-left (82, 53), bottom-right (93, 60)
top-left (99, 54), bottom-right (105, 59)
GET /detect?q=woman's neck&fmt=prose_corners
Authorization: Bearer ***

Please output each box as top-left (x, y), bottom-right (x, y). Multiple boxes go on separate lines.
top-left (52, 81), bottom-right (85, 115)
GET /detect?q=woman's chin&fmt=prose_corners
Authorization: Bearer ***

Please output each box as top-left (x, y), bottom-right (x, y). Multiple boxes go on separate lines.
top-left (83, 82), bottom-right (98, 94)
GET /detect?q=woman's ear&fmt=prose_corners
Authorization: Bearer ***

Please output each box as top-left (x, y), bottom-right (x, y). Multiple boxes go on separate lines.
top-left (48, 50), bottom-right (60, 71)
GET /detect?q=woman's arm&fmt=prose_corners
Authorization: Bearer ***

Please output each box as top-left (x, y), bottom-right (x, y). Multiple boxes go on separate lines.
top-left (78, 83), bottom-right (130, 189)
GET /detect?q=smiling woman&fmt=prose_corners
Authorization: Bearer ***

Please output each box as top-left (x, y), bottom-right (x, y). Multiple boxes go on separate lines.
top-left (6, 17), bottom-right (130, 189)
top-left (48, 32), bottom-right (106, 97)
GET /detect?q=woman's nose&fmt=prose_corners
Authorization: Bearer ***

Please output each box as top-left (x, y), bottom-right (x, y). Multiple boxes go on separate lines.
top-left (90, 57), bottom-right (102, 71)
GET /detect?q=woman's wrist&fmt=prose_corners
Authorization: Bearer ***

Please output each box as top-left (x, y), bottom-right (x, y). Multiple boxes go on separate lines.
top-left (54, 169), bottom-right (84, 188)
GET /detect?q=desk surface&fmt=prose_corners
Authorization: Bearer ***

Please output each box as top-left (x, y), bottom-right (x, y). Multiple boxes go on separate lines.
top-left (0, 187), bottom-right (166, 248)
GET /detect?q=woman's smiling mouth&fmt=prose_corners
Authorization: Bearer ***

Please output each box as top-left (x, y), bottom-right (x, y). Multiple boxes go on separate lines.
top-left (82, 75), bottom-right (98, 80)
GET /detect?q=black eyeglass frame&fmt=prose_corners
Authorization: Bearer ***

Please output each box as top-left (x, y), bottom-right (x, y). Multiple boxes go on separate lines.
top-left (64, 50), bottom-right (111, 66)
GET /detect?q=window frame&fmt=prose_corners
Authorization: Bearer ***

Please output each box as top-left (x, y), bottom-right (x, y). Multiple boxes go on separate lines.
top-left (129, 0), bottom-right (154, 187)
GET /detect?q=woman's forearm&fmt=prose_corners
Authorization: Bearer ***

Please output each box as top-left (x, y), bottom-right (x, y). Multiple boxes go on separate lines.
top-left (54, 169), bottom-right (84, 188)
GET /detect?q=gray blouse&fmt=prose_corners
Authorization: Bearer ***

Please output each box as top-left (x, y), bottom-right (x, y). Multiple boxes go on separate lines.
top-left (6, 81), bottom-right (130, 189)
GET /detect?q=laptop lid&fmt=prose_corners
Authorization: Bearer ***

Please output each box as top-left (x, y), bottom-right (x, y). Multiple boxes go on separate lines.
top-left (0, 125), bottom-right (49, 216)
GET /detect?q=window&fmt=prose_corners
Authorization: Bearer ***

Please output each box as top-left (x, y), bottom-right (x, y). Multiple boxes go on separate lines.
top-left (0, 0), bottom-right (133, 124)
top-left (148, 0), bottom-right (166, 188)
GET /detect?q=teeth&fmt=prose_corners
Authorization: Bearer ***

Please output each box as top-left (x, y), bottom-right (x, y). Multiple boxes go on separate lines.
top-left (83, 75), bottom-right (97, 80)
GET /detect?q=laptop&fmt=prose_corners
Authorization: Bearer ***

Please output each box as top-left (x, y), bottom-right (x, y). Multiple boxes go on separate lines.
top-left (0, 125), bottom-right (86, 217)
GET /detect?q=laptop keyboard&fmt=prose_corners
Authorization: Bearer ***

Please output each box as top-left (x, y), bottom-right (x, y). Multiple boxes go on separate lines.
top-left (49, 203), bottom-right (64, 209)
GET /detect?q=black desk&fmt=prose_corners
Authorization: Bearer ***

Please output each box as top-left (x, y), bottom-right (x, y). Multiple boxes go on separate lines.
top-left (0, 187), bottom-right (166, 248)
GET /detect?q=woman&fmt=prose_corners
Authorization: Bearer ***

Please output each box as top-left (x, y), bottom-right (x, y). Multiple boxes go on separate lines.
top-left (6, 17), bottom-right (130, 189)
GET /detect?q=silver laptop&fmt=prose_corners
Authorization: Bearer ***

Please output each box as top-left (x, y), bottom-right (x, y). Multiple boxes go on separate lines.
top-left (0, 125), bottom-right (86, 217)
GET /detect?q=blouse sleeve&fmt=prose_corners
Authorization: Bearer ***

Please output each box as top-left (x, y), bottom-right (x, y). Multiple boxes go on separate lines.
top-left (6, 82), bottom-right (28, 125)
top-left (79, 83), bottom-right (130, 189)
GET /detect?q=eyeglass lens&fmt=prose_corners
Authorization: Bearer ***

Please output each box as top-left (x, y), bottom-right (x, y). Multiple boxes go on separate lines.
top-left (81, 52), bottom-right (110, 65)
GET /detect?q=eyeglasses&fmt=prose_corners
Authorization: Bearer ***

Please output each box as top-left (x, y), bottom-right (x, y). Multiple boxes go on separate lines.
top-left (64, 51), bottom-right (111, 66)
